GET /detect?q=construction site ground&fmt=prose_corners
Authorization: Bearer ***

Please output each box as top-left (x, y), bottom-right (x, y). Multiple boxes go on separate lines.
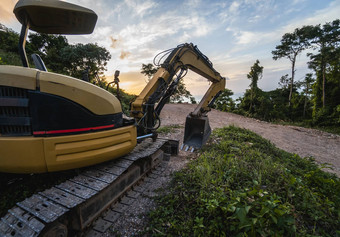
top-left (99, 103), bottom-right (340, 236)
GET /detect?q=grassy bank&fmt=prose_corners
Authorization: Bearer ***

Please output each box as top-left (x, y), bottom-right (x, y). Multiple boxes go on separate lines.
top-left (146, 126), bottom-right (340, 236)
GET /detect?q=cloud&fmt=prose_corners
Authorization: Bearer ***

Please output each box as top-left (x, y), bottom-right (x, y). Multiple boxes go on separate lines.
top-left (224, 0), bottom-right (340, 54)
top-left (110, 36), bottom-right (122, 49)
top-left (63, 0), bottom-right (339, 99)
top-left (281, 0), bottom-right (340, 32)
top-left (120, 50), bottom-right (131, 59)
top-left (0, 0), bottom-right (16, 23)
top-left (229, 1), bottom-right (241, 13)
top-left (184, 0), bottom-right (201, 8)
top-left (124, 0), bottom-right (157, 17)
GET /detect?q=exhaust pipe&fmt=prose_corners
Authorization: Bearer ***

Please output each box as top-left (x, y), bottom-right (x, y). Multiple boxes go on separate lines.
top-left (183, 115), bottom-right (211, 150)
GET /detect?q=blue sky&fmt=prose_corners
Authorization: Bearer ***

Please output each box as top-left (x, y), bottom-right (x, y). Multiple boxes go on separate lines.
top-left (1, 0), bottom-right (340, 99)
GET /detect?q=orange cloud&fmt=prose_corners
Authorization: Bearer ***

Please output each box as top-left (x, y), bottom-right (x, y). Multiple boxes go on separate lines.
top-left (0, 0), bottom-right (16, 23)
top-left (110, 36), bottom-right (120, 48)
top-left (119, 50), bottom-right (131, 60)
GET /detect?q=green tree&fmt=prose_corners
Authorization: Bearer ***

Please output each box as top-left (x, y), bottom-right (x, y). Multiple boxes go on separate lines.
top-left (213, 88), bottom-right (235, 112)
top-left (308, 20), bottom-right (340, 109)
top-left (272, 26), bottom-right (314, 105)
top-left (140, 63), bottom-right (192, 102)
top-left (60, 43), bottom-right (111, 81)
top-left (27, 33), bottom-right (111, 82)
top-left (247, 59), bottom-right (263, 112)
top-left (301, 73), bottom-right (315, 118)
top-left (141, 63), bottom-right (158, 81)
top-left (170, 79), bottom-right (192, 103)
top-left (278, 74), bottom-right (290, 90)
top-left (190, 96), bottom-right (197, 104)
top-left (0, 26), bottom-right (22, 66)
top-left (28, 33), bottom-right (69, 72)
top-left (0, 27), bottom-right (20, 53)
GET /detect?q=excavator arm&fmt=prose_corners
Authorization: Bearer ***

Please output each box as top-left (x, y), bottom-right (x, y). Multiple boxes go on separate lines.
top-left (130, 43), bottom-right (226, 149)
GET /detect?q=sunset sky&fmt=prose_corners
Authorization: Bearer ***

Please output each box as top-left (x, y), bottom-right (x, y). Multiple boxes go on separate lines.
top-left (1, 0), bottom-right (340, 100)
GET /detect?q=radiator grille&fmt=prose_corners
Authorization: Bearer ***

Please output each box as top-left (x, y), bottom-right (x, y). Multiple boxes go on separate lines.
top-left (0, 86), bottom-right (32, 136)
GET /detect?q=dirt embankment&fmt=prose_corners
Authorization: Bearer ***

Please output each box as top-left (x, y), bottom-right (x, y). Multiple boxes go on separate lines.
top-left (160, 103), bottom-right (340, 177)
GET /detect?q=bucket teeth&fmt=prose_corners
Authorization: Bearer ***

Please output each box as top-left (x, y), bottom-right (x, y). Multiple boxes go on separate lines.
top-left (180, 144), bottom-right (195, 153)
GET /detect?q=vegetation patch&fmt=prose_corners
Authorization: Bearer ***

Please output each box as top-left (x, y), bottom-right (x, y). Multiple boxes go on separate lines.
top-left (146, 126), bottom-right (340, 236)
top-left (157, 124), bottom-right (182, 134)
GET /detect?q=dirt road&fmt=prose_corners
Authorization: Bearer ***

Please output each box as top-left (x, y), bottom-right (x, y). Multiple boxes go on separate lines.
top-left (160, 103), bottom-right (340, 177)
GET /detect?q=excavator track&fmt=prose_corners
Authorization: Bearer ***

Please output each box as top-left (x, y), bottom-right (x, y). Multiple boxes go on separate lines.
top-left (0, 138), bottom-right (178, 237)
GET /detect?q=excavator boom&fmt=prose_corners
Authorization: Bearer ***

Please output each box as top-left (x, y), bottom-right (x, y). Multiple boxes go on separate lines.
top-left (130, 43), bottom-right (226, 149)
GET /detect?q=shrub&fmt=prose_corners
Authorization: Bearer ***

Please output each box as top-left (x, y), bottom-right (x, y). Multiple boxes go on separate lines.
top-left (147, 126), bottom-right (340, 236)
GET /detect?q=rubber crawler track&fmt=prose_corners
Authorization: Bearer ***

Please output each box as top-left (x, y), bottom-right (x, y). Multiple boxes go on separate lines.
top-left (0, 138), bottom-right (178, 236)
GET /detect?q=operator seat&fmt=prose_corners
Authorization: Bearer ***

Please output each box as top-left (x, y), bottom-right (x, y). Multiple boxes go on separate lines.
top-left (31, 53), bottom-right (47, 71)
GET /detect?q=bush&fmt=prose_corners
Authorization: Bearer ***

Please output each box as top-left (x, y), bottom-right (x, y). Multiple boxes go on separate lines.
top-left (147, 126), bottom-right (340, 236)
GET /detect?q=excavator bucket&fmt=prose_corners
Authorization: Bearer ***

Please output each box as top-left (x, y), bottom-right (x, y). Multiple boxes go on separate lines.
top-left (183, 115), bottom-right (211, 151)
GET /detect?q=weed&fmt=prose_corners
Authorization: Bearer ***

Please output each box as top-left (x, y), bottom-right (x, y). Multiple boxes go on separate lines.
top-left (157, 124), bottom-right (182, 134)
top-left (146, 126), bottom-right (340, 236)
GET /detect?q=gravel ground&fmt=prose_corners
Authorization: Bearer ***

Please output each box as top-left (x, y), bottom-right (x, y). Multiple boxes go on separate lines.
top-left (104, 128), bottom-right (191, 236)
top-left (103, 103), bottom-right (340, 236)
top-left (161, 103), bottom-right (340, 177)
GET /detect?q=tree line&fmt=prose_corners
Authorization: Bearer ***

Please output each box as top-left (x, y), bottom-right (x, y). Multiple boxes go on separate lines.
top-left (0, 24), bottom-right (110, 81)
top-left (0, 24), bottom-right (135, 112)
top-left (1, 20), bottom-right (339, 129)
top-left (214, 19), bottom-right (340, 130)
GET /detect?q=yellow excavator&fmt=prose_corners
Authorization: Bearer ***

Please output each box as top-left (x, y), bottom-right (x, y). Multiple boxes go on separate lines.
top-left (0, 0), bottom-right (226, 174)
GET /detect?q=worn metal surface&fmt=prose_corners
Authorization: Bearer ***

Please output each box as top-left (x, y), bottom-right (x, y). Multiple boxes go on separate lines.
top-left (17, 195), bottom-right (68, 223)
top-left (39, 187), bottom-right (84, 209)
top-left (0, 138), bottom-right (178, 236)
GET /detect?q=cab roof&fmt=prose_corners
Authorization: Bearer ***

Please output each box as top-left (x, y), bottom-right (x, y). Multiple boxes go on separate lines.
top-left (13, 0), bottom-right (97, 34)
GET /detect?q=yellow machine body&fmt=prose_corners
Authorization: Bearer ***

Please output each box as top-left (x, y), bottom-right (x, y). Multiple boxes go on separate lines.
top-left (0, 126), bottom-right (136, 173)
top-left (0, 66), bottom-right (137, 173)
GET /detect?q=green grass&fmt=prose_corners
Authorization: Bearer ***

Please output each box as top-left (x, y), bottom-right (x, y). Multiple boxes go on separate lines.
top-left (146, 126), bottom-right (340, 236)
top-left (157, 124), bottom-right (182, 134)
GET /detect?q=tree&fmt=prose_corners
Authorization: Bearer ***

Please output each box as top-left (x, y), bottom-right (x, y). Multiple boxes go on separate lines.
top-left (247, 59), bottom-right (263, 112)
top-left (60, 43), bottom-right (111, 81)
top-left (301, 73), bottom-right (315, 118)
top-left (272, 26), bottom-right (314, 105)
top-left (141, 63), bottom-right (158, 81)
top-left (213, 89), bottom-right (235, 112)
top-left (140, 63), bottom-right (192, 102)
top-left (190, 96), bottom-right (197, 104)
top-left (28, 33), bottom-right (69, 72)
top-left (278, 74), bottom-right (290, 90)
top-left (0, 26), bottom-right (20, 53)
top-left (27, 33), bottom-right (112, 81)
top-left (308, 20), bottom-right (340, 109)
